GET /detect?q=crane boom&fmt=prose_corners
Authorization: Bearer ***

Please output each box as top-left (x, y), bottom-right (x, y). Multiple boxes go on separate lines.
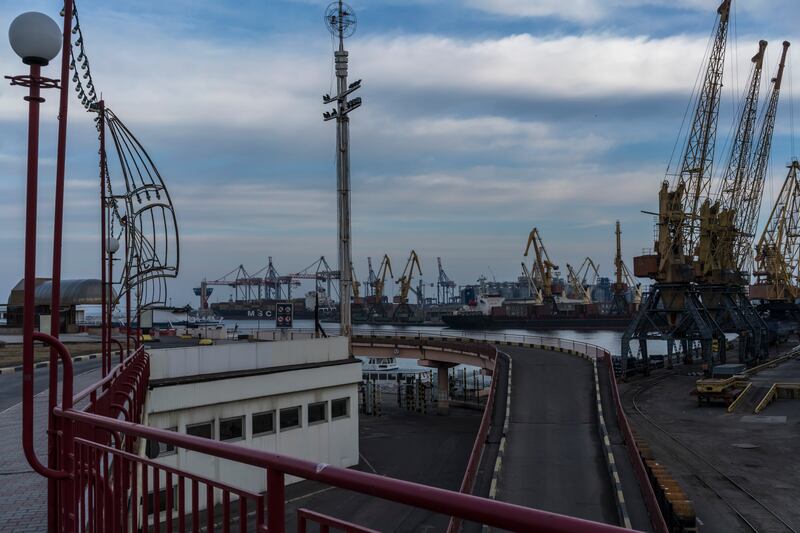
top-left (524, 227), bottom-right (558, 299)
top-left (521, 262), bottom-right (543, 304)
top-left (350, 261), bottom-right (360, 301)
top-left (655, 0), bottom-right (731, 280)
top-left (576, 257), bottom-right (600, 286)
top-left (396, 250), bottom-right (422, 303)
top-left (734, 41), bottom-right (791, 272)
top-left (677, 0), bottom-right (731, 251)
top-left (702, 41), bottom-right (768, 280)
top-left (373, 254), bottom-right (393, 304)
top-left (566, 263), bottom-right (592, 304)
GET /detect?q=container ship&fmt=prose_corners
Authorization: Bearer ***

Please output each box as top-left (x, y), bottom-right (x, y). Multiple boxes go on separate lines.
top-left (210, 290), bottom-right (338, 321)
top-left (441, 294), bottom-right (633, 331)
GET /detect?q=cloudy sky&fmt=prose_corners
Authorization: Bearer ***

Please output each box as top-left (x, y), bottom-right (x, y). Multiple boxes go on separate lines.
top-left (0, 0), bottom-right (798, 306)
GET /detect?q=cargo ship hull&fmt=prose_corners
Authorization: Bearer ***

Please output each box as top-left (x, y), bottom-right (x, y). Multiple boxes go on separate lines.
top-left (441, 313), bottom-right (632, 331)
top-left (210, 300), bottom-right (337, 321)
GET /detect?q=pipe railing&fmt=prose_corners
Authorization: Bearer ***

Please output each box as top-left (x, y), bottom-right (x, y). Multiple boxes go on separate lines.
top-left (446, 348), bottom-right (505, 533)
top-left (297, 508), bottom-right (379, 533)
top-left (55, 406), bottom-right (631, 533)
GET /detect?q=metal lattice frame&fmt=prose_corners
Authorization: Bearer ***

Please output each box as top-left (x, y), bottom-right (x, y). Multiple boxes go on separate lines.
top-left (103, 107), bottom-right (180, 308)
top-left (753, 162), bottom-right (800, 301)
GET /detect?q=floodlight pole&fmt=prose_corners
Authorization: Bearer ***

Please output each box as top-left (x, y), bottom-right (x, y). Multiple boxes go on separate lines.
top-left (323, 1), bottom-right (361, 345)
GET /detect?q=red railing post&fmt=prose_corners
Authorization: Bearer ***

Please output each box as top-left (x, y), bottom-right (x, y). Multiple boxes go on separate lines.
top-left (48, 5), bottom-right (75, 530)
top-left (266, 469), bottom-right (285, 533)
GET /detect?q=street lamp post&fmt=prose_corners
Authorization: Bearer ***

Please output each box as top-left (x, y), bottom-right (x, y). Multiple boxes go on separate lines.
top-left (7, 10), bottom-right (70, 531)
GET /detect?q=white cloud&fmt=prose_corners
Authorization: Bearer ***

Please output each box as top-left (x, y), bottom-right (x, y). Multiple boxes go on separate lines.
top-left (0, 25), bottom-right (721, 126)
top-left (464, 0), bottom-right (771, 23)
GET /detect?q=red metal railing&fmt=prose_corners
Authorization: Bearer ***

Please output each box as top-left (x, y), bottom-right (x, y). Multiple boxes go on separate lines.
top-left (54, 406), bottom-right (631, 533)
top-left (446, 348), bottom-right (503, 533)
top-left (73, 438), bottom-right (265, 533)
top-left (297, 508), bottom-right (379, 533)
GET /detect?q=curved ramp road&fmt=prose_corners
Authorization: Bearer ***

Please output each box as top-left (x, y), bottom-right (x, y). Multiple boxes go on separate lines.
top-left (496, 346), bottom-right (620, 525)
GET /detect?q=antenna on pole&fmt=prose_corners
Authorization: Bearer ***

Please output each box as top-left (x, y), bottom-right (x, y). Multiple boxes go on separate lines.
top-left (325, 1), bottom-right (357, 47)
top-left (323, 1), bottom-right (361, 346)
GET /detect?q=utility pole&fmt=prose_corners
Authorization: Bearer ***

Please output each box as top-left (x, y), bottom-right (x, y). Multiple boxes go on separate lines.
top-left (324, 1), bottom-right (361, 340)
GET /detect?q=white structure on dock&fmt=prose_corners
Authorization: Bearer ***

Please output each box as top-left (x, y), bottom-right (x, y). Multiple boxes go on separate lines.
top-left (142, 336), bottom-right (360, 509)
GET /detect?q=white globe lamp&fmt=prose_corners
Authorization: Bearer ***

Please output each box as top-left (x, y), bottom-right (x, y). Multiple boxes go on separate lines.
top-left (107, 237), bottom-right (120, 255)
top-left (8, 12), bottom-right (62, 66)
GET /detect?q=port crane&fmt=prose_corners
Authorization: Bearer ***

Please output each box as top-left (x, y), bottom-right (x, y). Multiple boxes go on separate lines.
top-left (752, 161), bottom-right (800, 305)
top-left (369, 255), bottom-right (393, 318)
top-left (394, 250), bottom-right (422, 320)
top-left (521, 262), bottom-right (544, 304)
top-left (610, 221), bottom-right (641, 315)
top-left (205, 264), bottom-right (270, 302)
top-left (280, 256), bottom-right (340, 301)
top-left (696, 41), bottom-right (789, 363)
top-left (729, 42), bottom-right (790, 272)
top-left (437, 257), bottom-right (457, 304)
top-left (576, 257), bottom-right (600, 287)
top-left (625, 0), bottom-right (732, 374)
top-left (565, 263), bottom-right (592, 304)
top-left (350, 262), bottom-right (361, 304)
top-left (366, 257), bottom-right (377, 298)
top-left (524, 227), bottom-right (558, 312)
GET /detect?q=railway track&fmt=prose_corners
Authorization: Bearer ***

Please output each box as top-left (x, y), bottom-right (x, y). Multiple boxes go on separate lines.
top-left (628, 372), bottom-right (796, 533)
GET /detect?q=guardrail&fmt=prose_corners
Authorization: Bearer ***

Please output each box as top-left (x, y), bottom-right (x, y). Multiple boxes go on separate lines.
top-left (239, 326), bottom-right (611, 359)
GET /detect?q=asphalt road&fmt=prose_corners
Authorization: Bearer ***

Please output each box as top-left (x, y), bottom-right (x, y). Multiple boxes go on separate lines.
top-left (498, 346), bottom-right (619, 525)
top-left (0, 357), bottom-right (102, 413)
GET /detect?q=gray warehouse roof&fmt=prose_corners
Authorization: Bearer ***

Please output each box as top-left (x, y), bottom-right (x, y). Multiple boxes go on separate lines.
top-left (7, 278), bottom-right (115, 307)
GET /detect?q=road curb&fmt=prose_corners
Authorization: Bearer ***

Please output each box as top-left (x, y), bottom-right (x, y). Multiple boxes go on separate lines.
top-left (593, 359), bottom-right (632, 529)
top-left (488, 357), bottom-right (511, 501)
top-left (0, 353), bottom-right (99, 375)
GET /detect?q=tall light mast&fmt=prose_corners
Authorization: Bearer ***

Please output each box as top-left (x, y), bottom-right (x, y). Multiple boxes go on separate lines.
top-left (323, 1), bottom-right (362, 339)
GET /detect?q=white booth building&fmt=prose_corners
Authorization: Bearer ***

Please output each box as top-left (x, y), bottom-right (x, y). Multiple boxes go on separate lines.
top-left (143, 336), bottom-right (360, 513)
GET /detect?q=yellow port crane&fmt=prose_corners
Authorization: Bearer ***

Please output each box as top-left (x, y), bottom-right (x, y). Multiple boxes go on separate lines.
top-left (350, 261), bottom-right (361, 303)
top-left (370, 255), bottom-right (393, 317)
top-left (524, 228), bottom-right (558, 310)
top-left (752, 161), bottom-right (800, 302)
top-left (394, 251), bottom-right (422, 321)
top-left (611, 221), bottom-right (642, 311)
top-left (565, 263), bottom-right (592, 304)
top-left (396, 250), bottom-right (422, 304)
top-left (521, 262), bottom-right (543, 304)
top-left (694, 41), bottom-right (788, 364)
top-left (576, 257), bottom-right (600, 287)
top-left (699, 41), bottom-right (789, 281)
top-left (625, 0), bottom-right (733, 375)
